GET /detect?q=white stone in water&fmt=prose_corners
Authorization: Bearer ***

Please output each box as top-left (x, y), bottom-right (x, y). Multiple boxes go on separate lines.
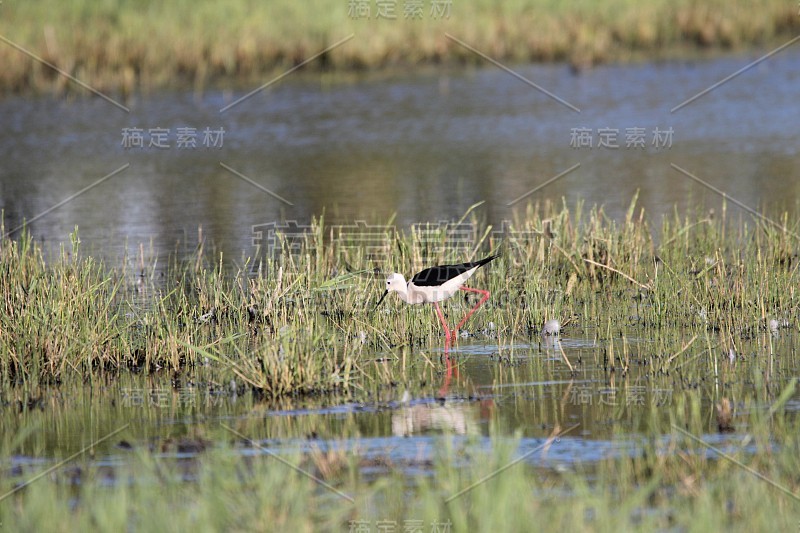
top-left (542, 319), bottom-right (560, 336)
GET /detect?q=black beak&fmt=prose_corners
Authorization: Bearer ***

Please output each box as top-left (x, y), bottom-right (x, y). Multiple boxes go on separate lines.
top-left (375, 290), bottom-right (389, 309)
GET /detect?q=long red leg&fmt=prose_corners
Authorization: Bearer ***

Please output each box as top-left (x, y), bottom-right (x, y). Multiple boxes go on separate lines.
top-left (453, 286), bottom-right (491, 338)
top-left (433, 302), bottom-right (452, 344)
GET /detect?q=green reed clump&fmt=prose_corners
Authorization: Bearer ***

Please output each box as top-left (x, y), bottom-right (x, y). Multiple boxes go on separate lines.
top-left (1, 199), bottom-right (798, 394)
top-left (0, 230), bottom-right (127, 385)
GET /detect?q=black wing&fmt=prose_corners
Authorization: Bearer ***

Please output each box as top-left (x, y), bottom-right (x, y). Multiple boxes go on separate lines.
top-left (411, 255), bottom-right (497, 286)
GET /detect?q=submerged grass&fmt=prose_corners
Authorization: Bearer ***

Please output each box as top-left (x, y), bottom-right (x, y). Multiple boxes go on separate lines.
top-left (0, 0), bottom-right (798, 94)
top-left (1, 197), bottom-right (798, 398)
top-left (1, 378), bottom-right (799, 531)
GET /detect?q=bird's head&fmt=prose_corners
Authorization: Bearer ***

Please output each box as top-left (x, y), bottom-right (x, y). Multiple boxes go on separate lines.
top-left (375, 273), bottom-right (406, 308)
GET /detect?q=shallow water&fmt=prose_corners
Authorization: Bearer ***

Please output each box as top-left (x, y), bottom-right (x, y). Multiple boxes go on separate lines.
top-left (4, 328), bottom-right (797, 485)
top-left (1, 53), bottom-right (799, 263)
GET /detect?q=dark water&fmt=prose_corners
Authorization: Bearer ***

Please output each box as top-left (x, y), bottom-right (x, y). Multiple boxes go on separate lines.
top-left (1, 52), bottom-right (799, 263)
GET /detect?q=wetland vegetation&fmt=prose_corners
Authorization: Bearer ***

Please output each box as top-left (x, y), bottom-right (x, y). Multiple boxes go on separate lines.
top-left (2, 200), bottom-right (799, 529)
top-left (1, 0), bottom-right (799, 94)
top-left (3, 198), bottom-right (798, 393)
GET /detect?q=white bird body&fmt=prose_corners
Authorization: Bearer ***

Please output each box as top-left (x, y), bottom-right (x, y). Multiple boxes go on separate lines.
top-left (384, 267), bottom-right (483, 305)
top-left (376, 255), bottom-right (498, 343)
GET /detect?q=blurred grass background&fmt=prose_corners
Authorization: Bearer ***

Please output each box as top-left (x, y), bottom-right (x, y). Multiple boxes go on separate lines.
top-left (0, 0), bottom-right (798, 95)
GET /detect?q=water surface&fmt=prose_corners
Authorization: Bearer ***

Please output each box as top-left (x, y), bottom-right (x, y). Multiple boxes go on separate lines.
top-left (2, 53), bottom-right (799, 262)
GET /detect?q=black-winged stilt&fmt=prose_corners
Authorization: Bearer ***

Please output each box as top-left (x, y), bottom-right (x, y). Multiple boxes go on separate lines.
top-left (376, 255), bottom-right (498, 343)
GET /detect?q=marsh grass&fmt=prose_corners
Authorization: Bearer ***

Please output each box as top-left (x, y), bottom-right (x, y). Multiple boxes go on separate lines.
top-left (1, 198), bottom-right (799, 397)
top-left (1, 0), bottom-right (799, 95)
top-left (3, 183), bottom-right (800, 531)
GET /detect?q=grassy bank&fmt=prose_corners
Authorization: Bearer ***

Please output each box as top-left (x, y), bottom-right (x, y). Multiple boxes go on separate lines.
top-left (0, 0), bottom-right (798, 95)
top-left (1, 198), bottom-right (798, 394)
